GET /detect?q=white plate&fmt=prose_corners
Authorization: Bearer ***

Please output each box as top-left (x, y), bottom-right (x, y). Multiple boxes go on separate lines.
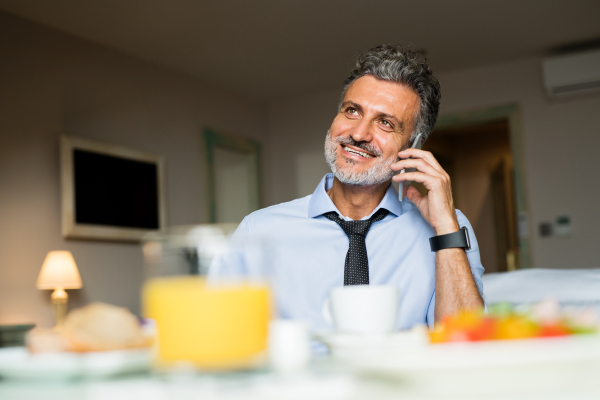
top-left (342, 334), bottom-right (600, 398)
top-left (0, 347), bottom-right (152, 380)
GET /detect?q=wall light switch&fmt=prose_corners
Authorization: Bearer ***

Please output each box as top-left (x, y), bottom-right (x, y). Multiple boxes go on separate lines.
top-left (539, 222), bottom-right (553, 237)
top-left (554, 215), bottom-right (571, 237)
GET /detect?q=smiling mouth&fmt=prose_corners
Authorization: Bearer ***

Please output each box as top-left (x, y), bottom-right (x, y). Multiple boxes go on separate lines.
top-left (342, 145), bottom-right (375, 159)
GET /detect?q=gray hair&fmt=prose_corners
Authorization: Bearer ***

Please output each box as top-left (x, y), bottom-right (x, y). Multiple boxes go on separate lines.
top-left (339, 45), bottom-right (441, 144)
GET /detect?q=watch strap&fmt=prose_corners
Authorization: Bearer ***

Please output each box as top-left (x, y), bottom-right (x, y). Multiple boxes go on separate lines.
top-left (429, 227), bottom-right (471, 252)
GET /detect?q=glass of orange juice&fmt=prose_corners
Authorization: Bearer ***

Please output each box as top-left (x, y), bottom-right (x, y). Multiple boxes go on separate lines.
top-left (142, 224), bottom-right (271, 370)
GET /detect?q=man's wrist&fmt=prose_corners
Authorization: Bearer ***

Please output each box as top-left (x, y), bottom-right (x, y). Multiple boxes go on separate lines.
top-left (433, 221), bottom-right (460, 236)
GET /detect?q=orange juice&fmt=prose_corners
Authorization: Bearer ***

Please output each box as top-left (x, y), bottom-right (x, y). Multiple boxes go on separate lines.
top-left (143, 276), bottom-right (271, 369)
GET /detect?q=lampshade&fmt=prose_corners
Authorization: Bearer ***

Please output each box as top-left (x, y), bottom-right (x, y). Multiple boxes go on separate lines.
top-left (36, 251), bottom-right (82, 290)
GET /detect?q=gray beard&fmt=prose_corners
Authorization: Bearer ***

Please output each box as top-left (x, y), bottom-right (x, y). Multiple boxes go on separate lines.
top-left (324, 131), bottom-right (398, 187)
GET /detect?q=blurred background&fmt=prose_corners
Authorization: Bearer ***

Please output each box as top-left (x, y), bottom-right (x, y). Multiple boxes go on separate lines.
top-left (1, 0), bottom-right (600, 328)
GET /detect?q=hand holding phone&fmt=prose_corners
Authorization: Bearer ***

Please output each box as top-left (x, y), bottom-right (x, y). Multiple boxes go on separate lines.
top-left (392, 134), bottom-right (461, 237)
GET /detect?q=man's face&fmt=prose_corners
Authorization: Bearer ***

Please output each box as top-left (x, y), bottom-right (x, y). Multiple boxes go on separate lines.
top-left (325, 75), bottom-right (420, 186)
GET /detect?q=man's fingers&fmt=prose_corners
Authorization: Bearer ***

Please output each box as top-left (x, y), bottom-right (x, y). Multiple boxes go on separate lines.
top-left (398, 148), bottom-right (445, 174)
top-left (406, 185), bottom-right (424, 206)
top-left (392, 158), bottom-right (443, 178)
top-left (392, 171), bottom-right (447, 191)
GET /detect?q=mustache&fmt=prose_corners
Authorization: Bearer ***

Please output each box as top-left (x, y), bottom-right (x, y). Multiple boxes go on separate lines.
top-left (332, 135), bottom-right (383, 157)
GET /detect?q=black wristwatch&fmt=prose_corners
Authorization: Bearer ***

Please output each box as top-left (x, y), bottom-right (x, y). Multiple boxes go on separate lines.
top-left (429, 227), bottom-right (471, 252)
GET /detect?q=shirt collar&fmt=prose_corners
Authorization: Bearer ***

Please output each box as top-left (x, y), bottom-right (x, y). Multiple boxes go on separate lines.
top-left (308, 173), bottom-right (406, 220)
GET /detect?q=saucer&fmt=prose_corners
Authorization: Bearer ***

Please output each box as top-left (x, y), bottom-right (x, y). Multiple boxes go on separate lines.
top-left (313, 326), bottom-right (429, 360)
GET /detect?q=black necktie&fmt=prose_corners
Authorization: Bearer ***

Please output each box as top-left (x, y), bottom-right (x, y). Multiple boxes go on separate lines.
top-left (323, 208), bottom-right (389, 285)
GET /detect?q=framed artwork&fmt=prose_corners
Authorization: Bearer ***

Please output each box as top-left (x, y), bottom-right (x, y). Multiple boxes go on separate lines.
top-left (61, 135), bottom-right (166, 241)
top-left (203, 128), bottom-right (262, 223)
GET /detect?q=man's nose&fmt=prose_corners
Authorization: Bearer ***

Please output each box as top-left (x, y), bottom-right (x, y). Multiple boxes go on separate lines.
top-left (349, 119), bottom-right (373, 143)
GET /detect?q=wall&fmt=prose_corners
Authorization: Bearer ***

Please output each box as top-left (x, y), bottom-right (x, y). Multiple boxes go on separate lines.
top-left (265, 90), bottom-right (338, 205)
top-left (265, 57), bottom-right (600, 272)
top-left (0, 12), bottom-right (267, 327)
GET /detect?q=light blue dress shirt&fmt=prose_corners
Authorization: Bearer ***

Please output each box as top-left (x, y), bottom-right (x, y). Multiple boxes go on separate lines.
top-left (209, 173), bottom-right (484, 330)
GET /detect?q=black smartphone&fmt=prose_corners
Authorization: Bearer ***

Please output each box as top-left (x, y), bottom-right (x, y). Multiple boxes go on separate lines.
top-left (397, 132), bottom-right (423, 200)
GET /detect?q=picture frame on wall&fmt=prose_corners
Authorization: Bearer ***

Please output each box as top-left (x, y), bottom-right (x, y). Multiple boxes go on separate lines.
top-left (61, 135), bottom-right (167, 241)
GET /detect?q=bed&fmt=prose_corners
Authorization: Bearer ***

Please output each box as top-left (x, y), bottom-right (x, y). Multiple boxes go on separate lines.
top-left (482, 268), bottom-right (600, 314)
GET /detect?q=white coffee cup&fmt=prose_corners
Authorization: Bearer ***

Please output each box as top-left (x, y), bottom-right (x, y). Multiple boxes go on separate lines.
top-left (322, 285), bottom-right (399, 334)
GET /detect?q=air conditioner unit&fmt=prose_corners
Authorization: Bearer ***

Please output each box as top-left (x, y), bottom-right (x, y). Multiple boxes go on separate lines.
top-left (542, 48), bottom-right (600, 98)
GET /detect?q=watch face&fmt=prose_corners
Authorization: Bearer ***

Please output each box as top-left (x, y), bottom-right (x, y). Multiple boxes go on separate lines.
top-left (462, 226), bottom-right (471, 251)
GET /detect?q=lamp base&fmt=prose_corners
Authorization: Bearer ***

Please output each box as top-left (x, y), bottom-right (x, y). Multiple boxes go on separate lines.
top-left (51, 287), bottom-right (68, 326)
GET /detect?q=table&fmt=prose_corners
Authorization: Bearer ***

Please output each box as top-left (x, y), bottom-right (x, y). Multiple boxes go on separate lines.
top-left (2, 340), bottom-right (600, 400)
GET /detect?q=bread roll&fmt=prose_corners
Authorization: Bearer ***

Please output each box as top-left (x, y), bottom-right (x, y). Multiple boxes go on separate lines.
top-left (62, 302), bottom-right (149, 352)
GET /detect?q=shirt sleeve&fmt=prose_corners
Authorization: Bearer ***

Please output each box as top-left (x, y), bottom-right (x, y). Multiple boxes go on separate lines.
top-left (426, 209), bottom-right (486, 327)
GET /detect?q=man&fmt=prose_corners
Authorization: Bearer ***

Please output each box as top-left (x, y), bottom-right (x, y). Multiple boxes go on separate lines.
top-left (210, 45), bottom-right (484, 330)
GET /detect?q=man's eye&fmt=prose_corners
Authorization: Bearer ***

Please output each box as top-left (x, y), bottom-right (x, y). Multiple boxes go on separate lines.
top-left (346, 107), bottom-right (358, 115)
top-left (380, 119), bottom-right (391, 127)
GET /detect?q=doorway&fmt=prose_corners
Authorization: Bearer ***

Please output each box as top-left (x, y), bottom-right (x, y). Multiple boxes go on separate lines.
top-left (203, 128), bottom-right (262, 224)
top-left (409, 104), bottom-right (531, 272)
top-left (418, 119), bottom-right (517, 273)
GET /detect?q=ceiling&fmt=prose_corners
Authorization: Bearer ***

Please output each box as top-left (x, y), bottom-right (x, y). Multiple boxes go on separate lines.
top-left (1, 0), bottom-right (599, 100)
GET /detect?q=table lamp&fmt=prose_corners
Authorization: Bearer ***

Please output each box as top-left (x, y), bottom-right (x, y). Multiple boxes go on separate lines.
top-left (36, 251), bottom-right (82, 326)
